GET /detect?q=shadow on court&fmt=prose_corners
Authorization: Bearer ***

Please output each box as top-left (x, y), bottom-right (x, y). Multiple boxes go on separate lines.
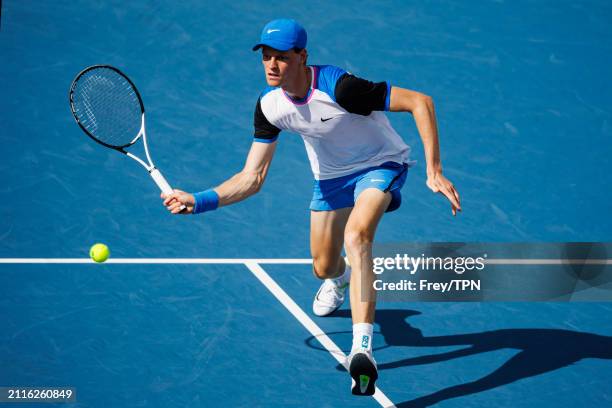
top-left (323, 309), bottom-right (612, 407)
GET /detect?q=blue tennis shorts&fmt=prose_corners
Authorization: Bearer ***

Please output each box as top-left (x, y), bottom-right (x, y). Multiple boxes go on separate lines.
top-left (310, 161), bottom-right (410, 212)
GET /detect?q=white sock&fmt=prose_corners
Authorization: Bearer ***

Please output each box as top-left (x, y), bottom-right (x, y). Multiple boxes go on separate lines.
top-left (352, 322), bottom-right (374, 352)
top-left (332, 259), bottom-right (351, 287)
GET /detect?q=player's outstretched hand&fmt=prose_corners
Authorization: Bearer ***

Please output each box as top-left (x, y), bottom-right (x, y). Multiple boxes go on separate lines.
top-left (161, 189), bottom-right (195, 214)
top-left (426, 171), bottom-right (461, 216)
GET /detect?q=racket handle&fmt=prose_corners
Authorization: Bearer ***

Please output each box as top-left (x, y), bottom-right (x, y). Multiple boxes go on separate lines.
top-left (150, 168), bottom-right (186, 211)
top-left (150, 168), bottom-right (173, 195)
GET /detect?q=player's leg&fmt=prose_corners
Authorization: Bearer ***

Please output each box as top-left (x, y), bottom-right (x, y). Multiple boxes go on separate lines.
top-left (345, 188), bottom-right (391, 324)
top-left (344, 188), bottom-right (392, 395)
top-left (310, 208), bottom-right (351, 279)
top-left (310, 207), bottom-right (352, 316)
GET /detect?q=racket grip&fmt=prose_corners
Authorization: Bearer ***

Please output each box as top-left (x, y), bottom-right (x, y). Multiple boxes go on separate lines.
top-left (150, 168), bottom-right (186, 211)
top-left (150, 168), bottom-right (173, 195)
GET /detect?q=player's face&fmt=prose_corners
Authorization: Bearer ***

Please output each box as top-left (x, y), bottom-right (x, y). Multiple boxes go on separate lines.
top-left (261, 46), bottom-right (302, 87)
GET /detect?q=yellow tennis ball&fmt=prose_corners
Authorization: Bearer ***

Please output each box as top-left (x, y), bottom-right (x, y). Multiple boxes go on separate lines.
top-left (90, 243), bottom-right (110, 263)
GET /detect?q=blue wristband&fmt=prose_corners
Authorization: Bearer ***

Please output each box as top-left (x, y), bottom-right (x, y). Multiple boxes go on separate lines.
top-left (193, 189), bottom-right (219, 214)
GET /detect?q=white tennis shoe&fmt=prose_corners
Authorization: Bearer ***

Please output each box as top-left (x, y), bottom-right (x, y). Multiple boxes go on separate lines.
top-left (312, 277), bottom-right (347, 316)
top-left (312, 259), bottom-right (350, 316)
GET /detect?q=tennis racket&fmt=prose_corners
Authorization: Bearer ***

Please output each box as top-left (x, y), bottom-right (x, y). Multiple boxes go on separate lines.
top-left (69, 65), bottom-right (184, 210)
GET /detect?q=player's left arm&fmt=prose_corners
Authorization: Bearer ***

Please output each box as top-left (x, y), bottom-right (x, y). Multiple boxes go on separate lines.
top-left (389, 87), bottom-right (461, 216)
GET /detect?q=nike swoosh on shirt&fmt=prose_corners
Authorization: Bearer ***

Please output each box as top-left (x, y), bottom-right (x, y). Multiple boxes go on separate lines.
top-left (320, 117), bottom-right (336, 122)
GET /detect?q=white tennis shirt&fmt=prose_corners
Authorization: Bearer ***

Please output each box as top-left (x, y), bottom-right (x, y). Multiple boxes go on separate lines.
top-left (253, 65), bottom-right (412, 180)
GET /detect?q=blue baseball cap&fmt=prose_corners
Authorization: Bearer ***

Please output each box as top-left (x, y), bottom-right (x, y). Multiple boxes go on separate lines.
top-left (252, 19), bottom-right (307, 51)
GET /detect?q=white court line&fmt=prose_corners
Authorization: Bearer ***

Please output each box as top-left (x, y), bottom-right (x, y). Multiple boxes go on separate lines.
top-left (0, 258), bottom-right (610, 265)
top-left (486, 259), bottom-right (612, 265)
top-left (0, 258), bottom-right (313, 264)
top-left (244, 261), bottom-right (397, 408)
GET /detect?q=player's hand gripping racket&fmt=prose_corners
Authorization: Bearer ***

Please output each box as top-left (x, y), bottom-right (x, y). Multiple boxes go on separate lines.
top-left (69, 65), bottom-right (185, 211)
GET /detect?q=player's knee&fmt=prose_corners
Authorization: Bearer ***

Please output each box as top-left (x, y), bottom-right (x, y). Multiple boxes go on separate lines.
top-left (344, 228), bottom-right (373, 255)
top-left (312, 256), bottom-right (337, 280)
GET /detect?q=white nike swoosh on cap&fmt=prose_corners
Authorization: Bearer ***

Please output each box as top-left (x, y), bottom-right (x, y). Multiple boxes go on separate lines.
top-left (370, 179), bottom-right (385, 182)
top-left (266, 29), bottom-right (281, 34)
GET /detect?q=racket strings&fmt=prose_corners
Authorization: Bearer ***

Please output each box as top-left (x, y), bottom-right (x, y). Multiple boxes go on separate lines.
top-left (72, 67), bottom-right (143, 148)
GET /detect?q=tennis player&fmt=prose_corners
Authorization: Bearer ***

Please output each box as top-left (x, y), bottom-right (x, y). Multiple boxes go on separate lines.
top-left (162, 18), bottom-right (461, 396)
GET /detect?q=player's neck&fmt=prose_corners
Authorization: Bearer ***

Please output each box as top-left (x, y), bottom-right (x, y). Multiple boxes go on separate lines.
top-left (282, 66), bottom-right (311, 100)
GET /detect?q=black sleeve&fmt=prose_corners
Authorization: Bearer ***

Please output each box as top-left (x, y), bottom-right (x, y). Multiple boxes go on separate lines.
top-left (253, 97), bottom-right (281, 140)
top-left (334, 73), bottom-right (389, 115)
